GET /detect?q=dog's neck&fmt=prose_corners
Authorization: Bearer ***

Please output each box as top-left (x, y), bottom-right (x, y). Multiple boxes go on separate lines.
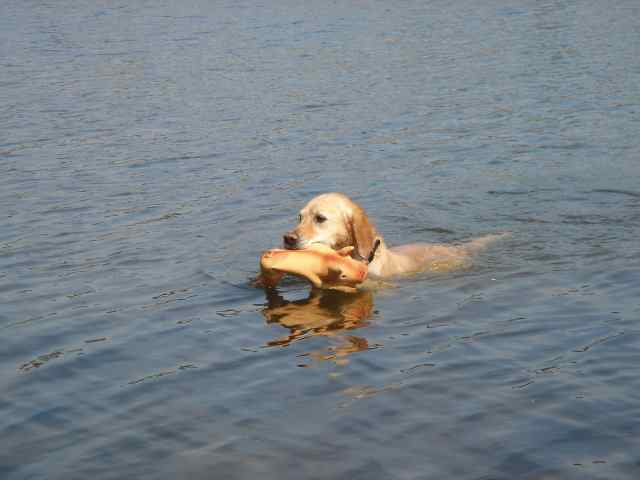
top-left (366, 239), bottom-right (422, 278)
top-left (352, 238), bottom-right (382, 264)
top-left (364, 238), bottom-right (392, 278)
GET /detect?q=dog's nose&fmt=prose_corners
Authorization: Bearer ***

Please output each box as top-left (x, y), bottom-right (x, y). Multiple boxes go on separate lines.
top-left (283, 232), bottom-right (298, 248)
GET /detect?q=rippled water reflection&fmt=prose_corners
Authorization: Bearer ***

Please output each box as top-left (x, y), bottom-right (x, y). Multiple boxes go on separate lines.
top-left (2, 0), bottom-right (640, 479)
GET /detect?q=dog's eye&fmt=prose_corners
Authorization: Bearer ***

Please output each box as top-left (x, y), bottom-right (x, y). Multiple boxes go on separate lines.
top-left (298, 214), bottom-right (302, 223)
top-left (315, 214), bottom-right (327, 224)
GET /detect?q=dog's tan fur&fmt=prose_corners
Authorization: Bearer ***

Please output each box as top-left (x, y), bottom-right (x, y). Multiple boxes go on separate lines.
top-left (283, 192), bottom-right (504, 279)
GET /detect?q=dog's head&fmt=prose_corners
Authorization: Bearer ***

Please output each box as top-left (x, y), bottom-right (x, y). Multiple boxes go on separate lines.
top-left (283, 193), bottom-right (379, 261)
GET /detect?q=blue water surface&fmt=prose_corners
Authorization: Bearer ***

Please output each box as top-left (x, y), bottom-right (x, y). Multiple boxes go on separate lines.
top-left (2, 1), bottom-right (640, 479)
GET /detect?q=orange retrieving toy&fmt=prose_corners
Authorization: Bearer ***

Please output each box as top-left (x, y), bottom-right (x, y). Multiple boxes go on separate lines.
top-left (260, 243), bottom-right (371, 291)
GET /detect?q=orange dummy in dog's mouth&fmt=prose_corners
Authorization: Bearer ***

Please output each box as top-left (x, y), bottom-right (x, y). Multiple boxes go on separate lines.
top-left (260, 242), bottom-right (378, 291)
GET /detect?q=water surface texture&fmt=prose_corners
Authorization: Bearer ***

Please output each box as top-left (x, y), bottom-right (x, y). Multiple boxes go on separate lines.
top-left (2, 1), bottom-right (640, 479)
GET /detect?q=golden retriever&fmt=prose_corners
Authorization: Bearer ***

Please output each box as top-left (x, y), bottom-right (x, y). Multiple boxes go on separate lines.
top-left (283, 192), bottom-right (505, 278)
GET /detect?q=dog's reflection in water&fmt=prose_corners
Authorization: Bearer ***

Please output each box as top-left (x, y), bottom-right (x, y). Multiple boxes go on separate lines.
top-left (261, 288), bottom-right (377, 365)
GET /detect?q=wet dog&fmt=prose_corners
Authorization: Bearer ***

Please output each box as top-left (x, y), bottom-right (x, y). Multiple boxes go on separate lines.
top-left (283, 192), bottom-right (504, 278)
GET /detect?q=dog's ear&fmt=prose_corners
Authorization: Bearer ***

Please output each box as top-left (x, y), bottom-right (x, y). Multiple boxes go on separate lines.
top-left (348, 205), bottom-right (376, 261)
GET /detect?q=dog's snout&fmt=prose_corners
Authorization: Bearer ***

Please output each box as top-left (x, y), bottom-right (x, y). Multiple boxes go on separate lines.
top-left (283, 232), bottom-right (298, 248)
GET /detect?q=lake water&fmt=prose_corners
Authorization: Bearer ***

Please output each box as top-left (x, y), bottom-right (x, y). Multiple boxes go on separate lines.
top-left (2, 1), bottom-right (640, 479)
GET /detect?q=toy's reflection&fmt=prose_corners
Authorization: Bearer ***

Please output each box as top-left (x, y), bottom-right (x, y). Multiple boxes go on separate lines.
top-left (261, 288), bottom-right (377, 365)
